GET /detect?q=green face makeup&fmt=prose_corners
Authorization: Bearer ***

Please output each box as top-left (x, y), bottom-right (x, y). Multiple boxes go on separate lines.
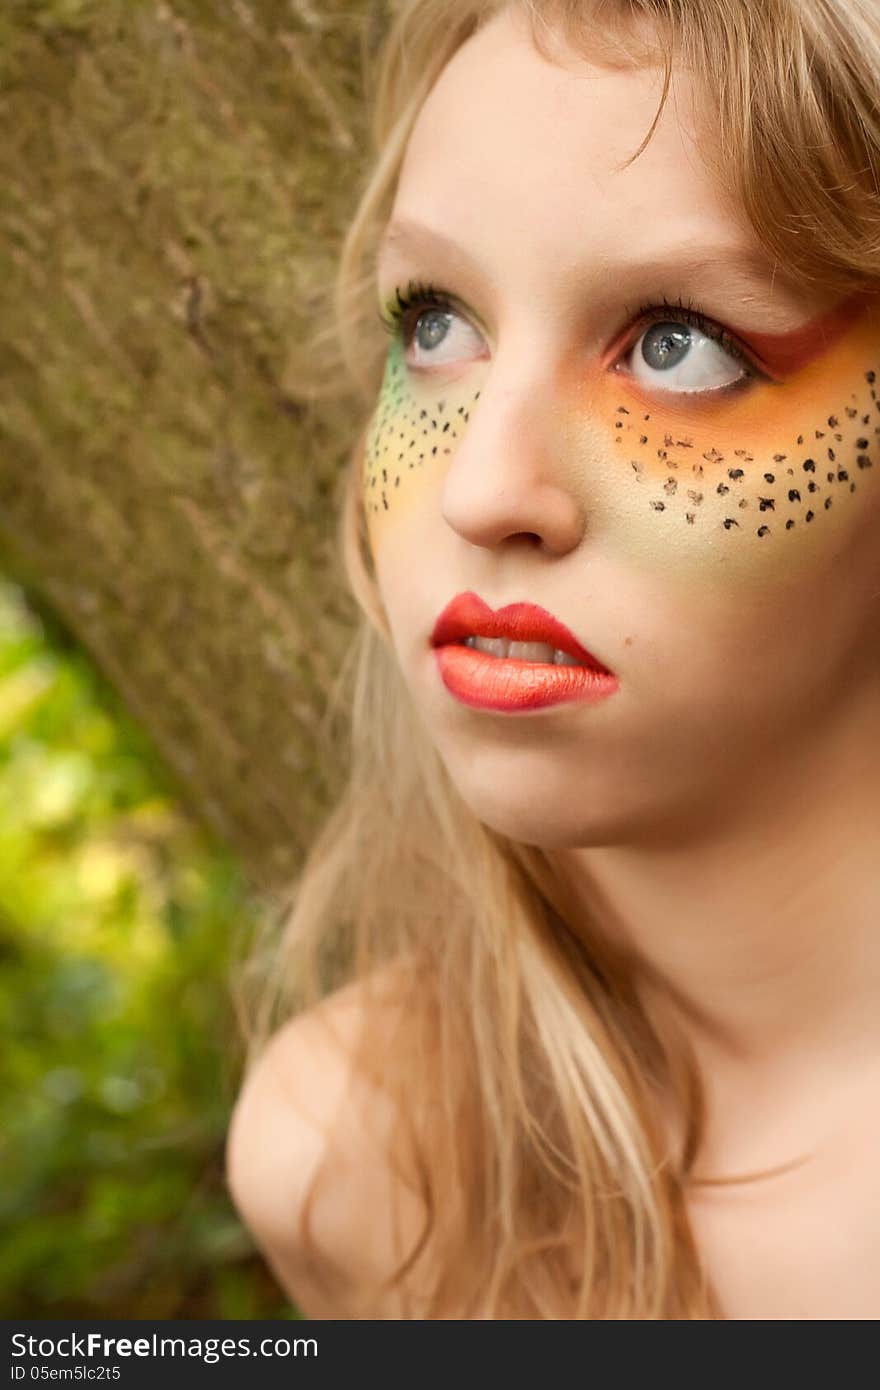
top-left (363, 333), bottom-right (484, 540)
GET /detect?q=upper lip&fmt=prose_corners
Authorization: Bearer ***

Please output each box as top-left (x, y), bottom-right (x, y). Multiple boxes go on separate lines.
top-left (430, 591), bottom-right (614, 672)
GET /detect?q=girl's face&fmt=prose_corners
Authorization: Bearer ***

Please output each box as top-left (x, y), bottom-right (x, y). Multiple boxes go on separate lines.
top-left (364, 5), bottom-right (880, 847)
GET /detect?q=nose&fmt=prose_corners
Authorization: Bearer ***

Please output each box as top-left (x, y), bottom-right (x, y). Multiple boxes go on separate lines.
top-left (439, 348), bottom-right (587, 557)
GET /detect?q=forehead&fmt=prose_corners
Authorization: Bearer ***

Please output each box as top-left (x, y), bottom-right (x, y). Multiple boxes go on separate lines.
top-left (386, 6), bottom-right (760, 289)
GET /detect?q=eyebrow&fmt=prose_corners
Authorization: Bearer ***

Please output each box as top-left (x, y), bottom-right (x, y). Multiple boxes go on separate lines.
top-left (378, 220), bottom-right (491, 281)
top-left (378, 217), bottom-right (780, 298)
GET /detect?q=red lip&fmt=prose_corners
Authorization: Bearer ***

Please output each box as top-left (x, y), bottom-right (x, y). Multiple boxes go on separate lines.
top-left (430, 591), bottom-right (613, 671)
top-left (429, 592), bottom-right (619, 713)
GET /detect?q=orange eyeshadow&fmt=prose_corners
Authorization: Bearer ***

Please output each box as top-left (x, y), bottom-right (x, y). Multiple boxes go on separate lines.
top-left (572, 301), bottom-right (880, 473)
top-left (740, 295), bottom-right (865, 380)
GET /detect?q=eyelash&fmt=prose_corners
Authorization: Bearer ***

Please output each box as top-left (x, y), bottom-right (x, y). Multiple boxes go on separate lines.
top-left (379, 279), bottom-right (459, 341)
top-left (379, 279), bottom-right (761, 381)
top-left (626, 294), bottom-right (755, 375)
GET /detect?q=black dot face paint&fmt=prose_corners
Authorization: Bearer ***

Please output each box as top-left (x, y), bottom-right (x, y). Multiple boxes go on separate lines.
top-left (564, 302), bottom-right (880, 583)
top-left (363, 335), bottom-right (485, 544)
top-left (597, 372), bottom-right (878, 560)
top-left (365, 300), bottom-right (880, 591)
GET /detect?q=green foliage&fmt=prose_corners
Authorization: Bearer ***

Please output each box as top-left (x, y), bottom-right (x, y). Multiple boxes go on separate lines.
top-left (0, 577), bottom-right (291, 1318)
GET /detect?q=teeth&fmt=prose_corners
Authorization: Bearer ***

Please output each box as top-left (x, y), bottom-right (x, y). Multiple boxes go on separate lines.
top-left (471, 635), bottom-right (510, 659)
top-left (462, 635), bottom-right (584, 666)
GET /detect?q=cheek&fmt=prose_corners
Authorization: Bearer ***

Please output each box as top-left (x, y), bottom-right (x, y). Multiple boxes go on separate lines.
top-left (363, 337), bottom-right (483, 557)
top-left (564, 328), bottom-right (880, 586)
top-left (364, 325), bottom-right (880, 590)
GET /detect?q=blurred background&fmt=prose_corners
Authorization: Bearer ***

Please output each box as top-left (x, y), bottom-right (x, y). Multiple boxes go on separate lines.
top-left (0, 574), bottom-right (285, 1317)
top-left (1, 0), bottom-right (384, 1317)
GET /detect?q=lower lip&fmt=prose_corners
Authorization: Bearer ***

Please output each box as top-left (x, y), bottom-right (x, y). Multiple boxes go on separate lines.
top-left (433, 644), bottom-right (619, 712)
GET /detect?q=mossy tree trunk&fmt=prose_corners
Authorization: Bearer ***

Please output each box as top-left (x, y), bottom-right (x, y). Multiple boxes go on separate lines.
top-left (0, 0), bottom-right (387, 890)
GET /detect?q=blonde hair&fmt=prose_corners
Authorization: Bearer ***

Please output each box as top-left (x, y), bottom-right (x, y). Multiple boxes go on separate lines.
top-left (241, 0), bottom-right (880, 1319)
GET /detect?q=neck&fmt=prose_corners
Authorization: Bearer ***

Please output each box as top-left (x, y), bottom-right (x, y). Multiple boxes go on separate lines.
top-left (556, 680), bottom-right (880, 1075)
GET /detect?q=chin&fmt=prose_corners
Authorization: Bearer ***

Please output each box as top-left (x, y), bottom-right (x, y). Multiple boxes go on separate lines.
top-left (436, 737), bottom-right (643, 849)
top-left (476, 804), bottom-right (621, 850)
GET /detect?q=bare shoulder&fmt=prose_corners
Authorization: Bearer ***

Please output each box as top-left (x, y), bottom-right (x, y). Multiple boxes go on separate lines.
top-left (225, 967), bottom-right (427, 1318)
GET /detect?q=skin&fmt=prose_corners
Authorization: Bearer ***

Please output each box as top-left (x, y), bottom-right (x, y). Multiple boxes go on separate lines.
top-left (359, 5), bottom-right (880, 1316)
top-left (368, 291), bottom-right (879, 577)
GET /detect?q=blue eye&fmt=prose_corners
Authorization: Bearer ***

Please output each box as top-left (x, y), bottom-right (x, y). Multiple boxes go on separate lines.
top-left (641, 322), bottom-right (692, 370)
top-left (413, 307), bottom-right (455, 352)
top-left (623, 311), bottom-right (754, 395)
top-left (379, 280), bottom-right (484, 369)
top-left (379, 283), bottom-right (763, 396)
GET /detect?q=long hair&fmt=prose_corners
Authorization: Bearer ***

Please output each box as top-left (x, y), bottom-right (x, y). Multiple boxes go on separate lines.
top-left (238, 0), bottom-right (880, 1319)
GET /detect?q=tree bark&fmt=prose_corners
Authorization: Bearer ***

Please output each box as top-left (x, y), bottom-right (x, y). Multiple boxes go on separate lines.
top-left (0, 0), bottom-right (386, 891)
